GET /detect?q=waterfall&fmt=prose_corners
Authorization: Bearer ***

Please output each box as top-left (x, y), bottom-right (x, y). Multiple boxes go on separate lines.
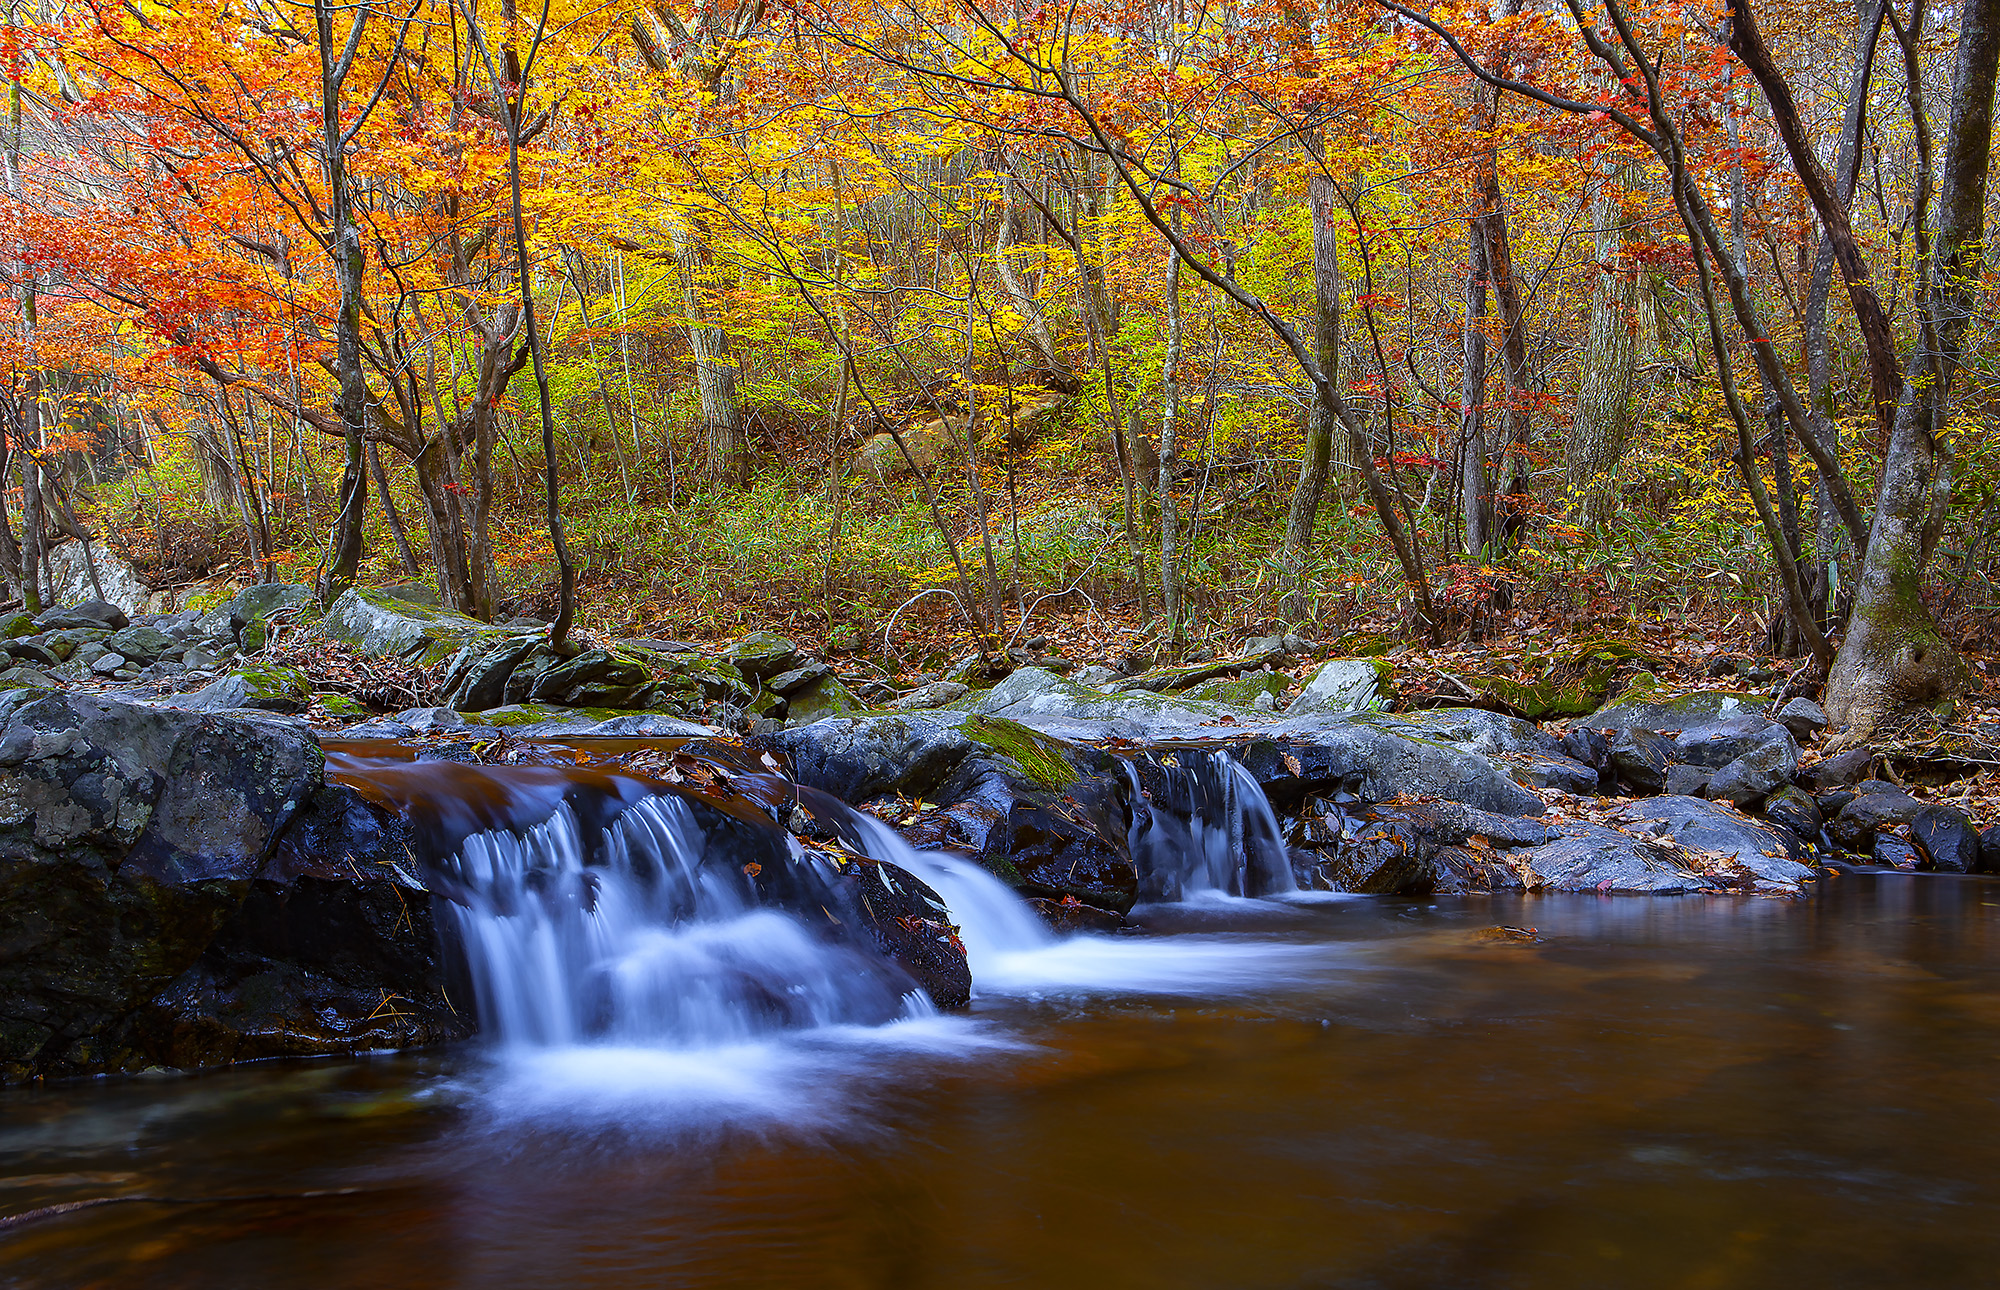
top-left (445, 795), bottom-right (928, 1050)
top-left (1125, 749), bottom-right (1298, 901)
top-left (852, 815), bottom-right (1054, 978)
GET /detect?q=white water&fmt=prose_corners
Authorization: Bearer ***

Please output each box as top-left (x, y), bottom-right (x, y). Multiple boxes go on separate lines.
top-left (441, 762), bottom-right (1336, 1128)
top-left (448, 797), bottom-right (925, 1052)
top-left (1124, 750), bottom-right (1298, 899)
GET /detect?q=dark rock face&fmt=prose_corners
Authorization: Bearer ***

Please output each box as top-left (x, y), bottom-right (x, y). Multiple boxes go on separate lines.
top-left (0, 692), bottom-right (322, 1080)
top-left (1705, 739), bottom-right (1799, 809)
top-left (1664, 764), bottom-right (1713, 798)
top-left (35, 599), bottom-right (129, 632)
top-left (1607, 796), bottom-right (1815, 891)
top-left (1909, 805), bottom-right (1980, 873)
top-left (1290, 799), bottom-right (1546, 896)
top-left (1673, 715), bottom-right (1794, 769)
top-left (1524, 822), bottom-right (1714, 893)
top-left (1800, 749), bottom-right (1875, 790)
top-left (1762, 785), bottom-right (1823, 847)
top-left (1828, 784), bottom-right (1926, 852)
top-left (1873, 835), bottom-right (1921, 869)
top-left (1606, 727), bottom-right (1671, 794)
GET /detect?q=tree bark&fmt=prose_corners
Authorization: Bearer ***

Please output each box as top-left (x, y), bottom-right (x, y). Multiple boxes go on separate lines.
top-left (1283, 168), bottom-right (1342, 618)
top-left (1569, 161), bottom-right (1639, 530)
top-left (1826, 0), bottom-right (1999, 733)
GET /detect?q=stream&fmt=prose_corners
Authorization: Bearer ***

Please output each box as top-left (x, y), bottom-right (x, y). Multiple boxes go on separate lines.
top-left (2, 740), bottom-right (1997, 1288)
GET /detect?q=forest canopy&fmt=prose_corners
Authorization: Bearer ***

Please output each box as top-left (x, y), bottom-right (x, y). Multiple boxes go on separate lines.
top-left (1, 0), bottom-right (1996, 737)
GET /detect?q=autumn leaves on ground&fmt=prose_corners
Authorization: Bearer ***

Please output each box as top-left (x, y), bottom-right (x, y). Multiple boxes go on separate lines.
top-left (0, 0), bottom-right (1996, 748)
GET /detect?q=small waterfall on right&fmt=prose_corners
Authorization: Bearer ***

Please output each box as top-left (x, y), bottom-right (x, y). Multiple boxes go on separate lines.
top-left (1125, 749), bottom-right (1298, 901)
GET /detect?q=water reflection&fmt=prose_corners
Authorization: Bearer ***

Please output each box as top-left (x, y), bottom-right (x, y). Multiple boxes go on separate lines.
top-left (3, 876), bottom-right (1997, 1289)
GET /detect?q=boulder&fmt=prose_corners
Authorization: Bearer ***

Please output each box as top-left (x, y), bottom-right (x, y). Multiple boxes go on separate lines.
top-left (971, 666), bottom-right (1246, 741)
top-left (322, 586), bottom-right (503, 667)
top-left (766, 662), bottom-right (833, 695)
top-left (1828, 784), bottom-right (1926, 852)
top-left (1607, 726), bottom-right (1671, 794)
top-left (193, 583), bottom-right (314, 649)
top-left (1285, 658), bottom-right (1394, 716)
top-left (36, 599), bottom-right (129, 632)
top-left (1761, 785), bottom-right (1824, 848)
top-left (890, 680), bottom-right (969, 710)
top-left (1873, 835), bottom-right (1920, 869)
top-left (1244, 714), bottom-right (1548, 818)
top-left (0, 613), bottom-right (35, 639)
top-left (526, 647), bottom-right (652, 709)
top-left (1775, 697), bottom-right (1830, 741)
top-left (1909, 805), bottom-right (1980, 873)
top-left (1578, 688), bottom-right (1769, 732)
top-left (0, 690), bottom-right (319, 1080)
top-left (1608, 796), bottom-right (1817, 893)
top-left (1799, 749), bottom-right (1875, 789)
top-left (1671, 713), bottom-right (1798, 768)
top-left (1506, 752), bottom-right (1602, 795)
top-left (1295, 799), bottom-right (1548, 895)
top-left (1184, 670), bottom-right (1291, 709)
top-left (442, 635), bottom-right (542, 711)
top-left (1522, 822), bottom-right (1719, 894)
top-left (783, 675), bottom-right (863, 727)
top-left (45, 543), bottom-right (153, 617)
top-left (1704, 738), bottom-right (1800, 809)
top-left (1980, 825), bottom-right (2000, 875)
top-left (182, 665), bottom-right (313, 714)
top-left (725, 631), bottom-right (802, 681)
top-left (1106, 647), bottom-right (1289, 695)
top-left (1559, 725), bottom-right (1615, 791)
top-left (1664, 763), bottom-right (1713, 798)
top-left (105, 625), bottom-right (179, 666)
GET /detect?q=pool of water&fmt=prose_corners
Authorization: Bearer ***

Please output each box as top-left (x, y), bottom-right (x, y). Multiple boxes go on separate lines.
top-left (4, 874), bottom-right (1997, 1288)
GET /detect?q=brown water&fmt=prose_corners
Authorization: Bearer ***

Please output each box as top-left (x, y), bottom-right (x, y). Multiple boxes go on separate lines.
top-left (3, 875), bottom-right (1997, 1289)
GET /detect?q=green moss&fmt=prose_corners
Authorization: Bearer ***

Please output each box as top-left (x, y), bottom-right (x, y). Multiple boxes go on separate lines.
top-left (313, 693), bottom-right (371, 720)
top-left (0, 613), bottom-right (34, 639)
top-left (1185, 671), bottom-right (1290, 707)
top-left (963, 714), bottom-right (1079, 790)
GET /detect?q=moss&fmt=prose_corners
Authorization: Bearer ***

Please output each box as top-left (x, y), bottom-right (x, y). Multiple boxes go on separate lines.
top-left (470, 703), bottom-right (628, 727)
top-left (1, 613), bottom-right (34, 639)
top-left (236, 664), bottom-right (311, 703)
top-left (313, 693), bottom-right (371, 720)
top-left (1185, 671), bottom-right (1290, 707)
top-left (1330, 631), bottom-right (1397, 656)
top-left (963, 714), bottom-right (1079, 790)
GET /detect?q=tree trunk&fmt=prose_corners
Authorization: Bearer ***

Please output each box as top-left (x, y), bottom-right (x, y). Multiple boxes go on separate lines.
top-left (1458, 209), bottom-right (1492, 558)
top-left (1569, 162), bottom-right (1639, 531)
top-left (1283, 169), bottom-right (1342, 618)
top-left (316, 0), bottom-right (368, 601)
top-left (1826, 0), bottom-right (1999, 734)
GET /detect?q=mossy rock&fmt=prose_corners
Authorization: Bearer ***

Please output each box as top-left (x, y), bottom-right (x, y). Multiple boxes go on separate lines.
top-left (321, 586), bottom-right (506, 668)
top-left (783, 675), bottom-right (861, 727)
top-left (0, 665), bottom-right (60, 690)
top-left (0, 613), bottom-right (35, 639)
top-left (1328, 631), bottom-right (1398, 657)
top-left (1446, 671), bottom-right (1602, 721)
top-left (469, 703), bottom-right (628, 728)
top-left (312, 693), bottom-right (372, 721)
top-left (1184, 671), bottom-right (1291, 709)
top-left (962, 714), bottom-right (1080, 790)
top-left (643, 653), bottom-right (752, 712)
top-left (725, 631), bottom-right (802, 680)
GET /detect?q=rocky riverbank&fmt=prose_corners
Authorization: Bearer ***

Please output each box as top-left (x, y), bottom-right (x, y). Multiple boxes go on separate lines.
top-left (3, 583), bottom-right (1997, 1082)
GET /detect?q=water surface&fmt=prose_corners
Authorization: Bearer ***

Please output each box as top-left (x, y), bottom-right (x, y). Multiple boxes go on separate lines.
top-left (4, 875), bottom-right (1996, 1289)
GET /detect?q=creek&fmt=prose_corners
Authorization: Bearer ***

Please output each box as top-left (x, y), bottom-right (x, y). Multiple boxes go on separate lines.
top-left (2, 739), bottom-right (1997, 1287)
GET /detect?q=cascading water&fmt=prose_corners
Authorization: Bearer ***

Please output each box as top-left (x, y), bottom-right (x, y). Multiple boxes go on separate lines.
top-left (1124, 749), bottom-right (1298, 901)
top-left (443, 794), bottom-right (929, 1050)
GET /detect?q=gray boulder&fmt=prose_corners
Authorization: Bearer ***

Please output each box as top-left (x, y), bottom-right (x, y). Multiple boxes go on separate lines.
top-left (1761, 785), bottom-right (1824, 847)
top-left (182, 666), bottom-right (313, 714)
top-left (1673, 714), bottom-right (1798, 769)
top-left (1523, 822), bottom-right (1719, 893)
top-left (1828, 784), bottom-right (1926, 852)
top-left (36, 599), bottom-right (129, 632)
top-left (1775, 697), bottom-right (1829, 741)
top-left (1704, 737), bottom-right (1800, 808)
top-left (45, 544), bottom-right (154, 617)
top-left (1285, 658), bottom-right (1392, 716)
top-left (1609, 796), bottom-right (1817, 893)
top-left (1607, 726), bottom-right (1671, 793)
top-left (106, 625), bottom-right (178, 666)
top-left (322, 586), bottom-right (503, 666)
top-left (891, 680), bottom-right (970, 710)
top-left (1579, 689), bottom-right (1769, 732)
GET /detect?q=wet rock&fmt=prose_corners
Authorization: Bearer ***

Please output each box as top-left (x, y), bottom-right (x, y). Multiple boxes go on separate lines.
top-left (1704, 739), bottom-right (1799, 809)
top-left (890, 681), bottom-right (969, 710)
top-left (1761, 785), bottom-right (1823, 848)
top-left (1607, 727), bottom-right (1671, 794)
top-left (1559, 725), bottom-right (1614, 790)
top-left (35, 599), bottom-right (130, 632)
top-left (1664, 764), bottom-right (1713, 798)
top-left (322, 586), bottom-right (503, 667)
top-left (1523, 822), bottom-right (1718, 893)
top-left (972, 666), bottom-right (1244, 740)
top-left (0, 691), bottom-right (322, 1081)
top-left (1776, 697), bottom-right (1829, 741)
top-left (1027, 896), bottom-right (1126, 934)
top-left (1909, 805), bottom-right (1980, 873)
top-left (1285, 658), bottom-right (1393, 716)
top-left (1608, 796), bottom-right (1816, 893)
top-left (1673, 714), bottom-right (1797, 769)
top-left (1372, 707), bottom-right (1563, 760)
top-left (1828, 784), bottom-right (1926, 852)
top-left (1300, 799), bottom-right (1549, 895)
top-left (1800, 749), bottom-right (1875, 789)
top-left (1873, 835), bottom-right (1920, 869)
top-left (1980, 825), bottom-right (2000, 874)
